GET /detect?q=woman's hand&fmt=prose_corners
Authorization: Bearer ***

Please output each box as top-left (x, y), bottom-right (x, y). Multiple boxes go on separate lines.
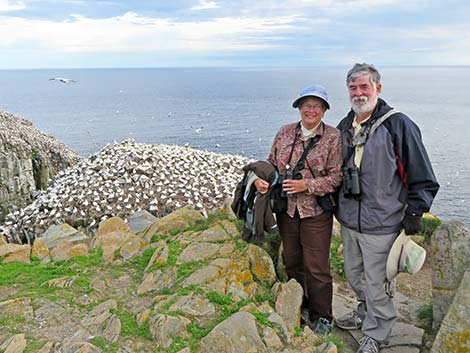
top-left (282, 179), bottom-right (308, 194)
top-left (254, 178), bottom-right (270, 194)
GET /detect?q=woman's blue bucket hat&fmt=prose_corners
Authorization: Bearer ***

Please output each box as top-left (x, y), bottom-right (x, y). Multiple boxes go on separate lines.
top-left (292, 84), bottom-right (330, 109)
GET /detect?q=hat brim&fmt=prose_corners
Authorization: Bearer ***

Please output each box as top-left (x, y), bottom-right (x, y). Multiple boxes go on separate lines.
top-left (292, 95), bottom-right (330, 110)
top-left (386, 231), bottom-right (408, 281)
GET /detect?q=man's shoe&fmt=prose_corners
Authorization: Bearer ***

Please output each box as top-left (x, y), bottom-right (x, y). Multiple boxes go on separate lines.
top-left (335, 310), bottom-right (363, 330)
top-left (311, 317), bottom-right (333, 336)
top-left (356, 335), bottom-right (380, 353)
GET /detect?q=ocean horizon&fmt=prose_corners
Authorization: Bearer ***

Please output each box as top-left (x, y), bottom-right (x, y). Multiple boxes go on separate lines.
top-left (1, 67), bottom-right (468, 225)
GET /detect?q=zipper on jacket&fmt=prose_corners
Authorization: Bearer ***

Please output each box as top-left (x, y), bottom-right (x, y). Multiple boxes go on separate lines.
top-left (357, 198), bottom-right (362, 233)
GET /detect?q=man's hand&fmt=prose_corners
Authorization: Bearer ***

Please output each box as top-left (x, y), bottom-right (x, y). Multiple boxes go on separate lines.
top-left (254, 179), bottom-right (270, 194)
top-left (403, 213), bottom-right (422, 235)
top-left (282, 179), bottom-right (308, 195)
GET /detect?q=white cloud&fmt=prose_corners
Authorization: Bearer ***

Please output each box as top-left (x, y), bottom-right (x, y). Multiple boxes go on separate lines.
top-left (191, 0), bottom-right (219, 11)
top-left (287, 0), bottom-right (426, 13)
top-left (0, 12), bottom-right (308, 53)
top-left (0, 0), bottom-right (25, 12)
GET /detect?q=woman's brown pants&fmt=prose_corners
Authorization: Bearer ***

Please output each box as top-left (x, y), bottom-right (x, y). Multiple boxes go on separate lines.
top-left (277, 210), bottom-right (333, 322)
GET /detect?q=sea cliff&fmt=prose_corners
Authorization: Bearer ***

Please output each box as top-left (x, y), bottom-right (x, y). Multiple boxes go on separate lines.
top-left (0, 111), bottom-right (80, 223)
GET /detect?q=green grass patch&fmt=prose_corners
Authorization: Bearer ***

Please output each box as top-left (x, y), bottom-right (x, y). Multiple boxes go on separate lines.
top-left (166, 336), bottom-right (199, 353)
top-left (89, 336), bottom-right (107, 350)
top-left (207, 291), bottom-right (233, 306)
top-left (112, 308), bottom-right (153, 341)
top-left (128, 246), bottom-right (156, 271)
top-left (416, 303), bottom-right (433, 327)
top-left (293, 326), bottom-right (304, 336)
top-left (420, 216), bottom-right (442, 240)
top-left (176, 285), bottom-right (204, 296)
top-left (251, 311), bottom-right (273, 327)
top-left (234, 240), bottom-right (248, 251)
top-left (0, 314), bottom-right (26, 327)
top-left (254, 292), bottom-right (275, 306)
top-left (189, 211), bottom-right (228, 233)
top-left (187, 297), bottom-right (250, 340)
top-left (315, 333), bottom-right (345, 353)
top-left (330, 235), bottom-right (345, 280)
top-left (156, 298), bottom-right (177, 313)
top-left (177, 261), bottom-right (206, 280)
top-left (24, 338), bottom-right (45, 353)
top-left (187, 321), bottom-right (216, 339)
top-left (167, 241), bottom-right (183, 263)
top-left (0, 249), bottom-right (102, 296)
top-left (89, 336), bottom-right (119, 353)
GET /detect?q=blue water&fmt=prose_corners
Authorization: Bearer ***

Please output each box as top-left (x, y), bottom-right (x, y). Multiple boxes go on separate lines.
top-left (1, 67), bottom-right (469, 225)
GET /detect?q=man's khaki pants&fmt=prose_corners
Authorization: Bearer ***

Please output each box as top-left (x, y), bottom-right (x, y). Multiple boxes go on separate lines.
top-left (341, 225), bottom-right (398, 343)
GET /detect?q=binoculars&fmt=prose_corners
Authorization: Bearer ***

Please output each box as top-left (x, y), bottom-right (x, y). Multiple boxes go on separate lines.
top-left (280, 171), bottom-right (303, 197)
top-left (343, 166), bottom-right (362, 198)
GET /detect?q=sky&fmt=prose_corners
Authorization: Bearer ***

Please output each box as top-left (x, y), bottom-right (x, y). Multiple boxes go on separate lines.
top-left (1, 0), bottom-right (470, 68)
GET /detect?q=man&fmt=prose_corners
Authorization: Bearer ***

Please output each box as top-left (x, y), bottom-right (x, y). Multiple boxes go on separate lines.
top-left (335, 63), bottom-right (439, 353)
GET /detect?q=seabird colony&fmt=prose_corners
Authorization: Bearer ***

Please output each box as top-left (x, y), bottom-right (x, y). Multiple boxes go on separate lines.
top-left (1, 139), bottom-right (251, 244)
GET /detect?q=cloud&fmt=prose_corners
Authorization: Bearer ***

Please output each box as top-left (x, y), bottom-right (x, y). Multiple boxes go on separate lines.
top-left (190, 0), bottom-right (219, 11)
top-left (0, 0), bottom-right (25, 12)
top-left (287, 0), bottom-right (427, 13)
top-left (0, 11), bottom-right (309, 53)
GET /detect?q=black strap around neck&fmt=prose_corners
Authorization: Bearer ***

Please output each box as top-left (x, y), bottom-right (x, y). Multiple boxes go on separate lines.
top-left (286, 122), bottom-right (302, 168)
top-left (287, 122), bottom-right (321, 174)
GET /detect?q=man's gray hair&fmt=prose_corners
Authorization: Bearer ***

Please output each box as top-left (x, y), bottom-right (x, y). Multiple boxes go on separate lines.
top-left (346, 63), bottom-right (381, 88)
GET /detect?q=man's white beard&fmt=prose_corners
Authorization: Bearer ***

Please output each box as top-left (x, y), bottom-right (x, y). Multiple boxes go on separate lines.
top-left (351, 95), bottom-right (378, 114)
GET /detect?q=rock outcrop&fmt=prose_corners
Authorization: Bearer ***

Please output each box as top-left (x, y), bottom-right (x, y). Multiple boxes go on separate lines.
top-left (0, 205), bottom-right (337, 353)
top-left (431, 221), bottom-right (470, 328)
top-left (431, 270), bottom-right (470, 353)
top-left (1, 139), bottom-right (249, 244)
top-left (0, 111), bottom-right (80, 223)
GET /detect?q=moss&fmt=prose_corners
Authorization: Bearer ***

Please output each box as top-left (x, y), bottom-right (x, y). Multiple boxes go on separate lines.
top-left (416, 303), bottom-right (433, 327)
top-left (421, 216), bottom-right (442, 241)
top-left (440, 329), bottom-right (470, 352)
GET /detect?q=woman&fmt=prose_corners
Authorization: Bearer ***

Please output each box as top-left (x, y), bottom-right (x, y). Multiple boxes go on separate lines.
top-left (255, 84), bottom-right (342, 334)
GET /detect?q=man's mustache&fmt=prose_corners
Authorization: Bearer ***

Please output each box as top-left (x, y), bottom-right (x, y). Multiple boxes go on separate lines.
top-left (352, 96), bottom-right (368, 103)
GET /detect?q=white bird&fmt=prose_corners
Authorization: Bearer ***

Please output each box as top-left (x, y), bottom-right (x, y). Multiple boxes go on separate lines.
top-left (49, 77), bottom-right (76, 84)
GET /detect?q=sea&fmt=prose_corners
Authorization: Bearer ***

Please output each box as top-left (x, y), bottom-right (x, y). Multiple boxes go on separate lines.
top-left (0, 67), bottom-right (469, 225)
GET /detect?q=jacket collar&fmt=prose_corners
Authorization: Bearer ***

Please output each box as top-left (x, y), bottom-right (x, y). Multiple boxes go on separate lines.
top-left (296, 121), bottom-right (325, 140)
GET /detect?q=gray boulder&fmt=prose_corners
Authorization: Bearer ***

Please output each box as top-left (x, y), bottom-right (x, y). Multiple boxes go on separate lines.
top-left (431, 221), bottom-right (470, 328)
top-left (199, 311), bottom-right (267, 353)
